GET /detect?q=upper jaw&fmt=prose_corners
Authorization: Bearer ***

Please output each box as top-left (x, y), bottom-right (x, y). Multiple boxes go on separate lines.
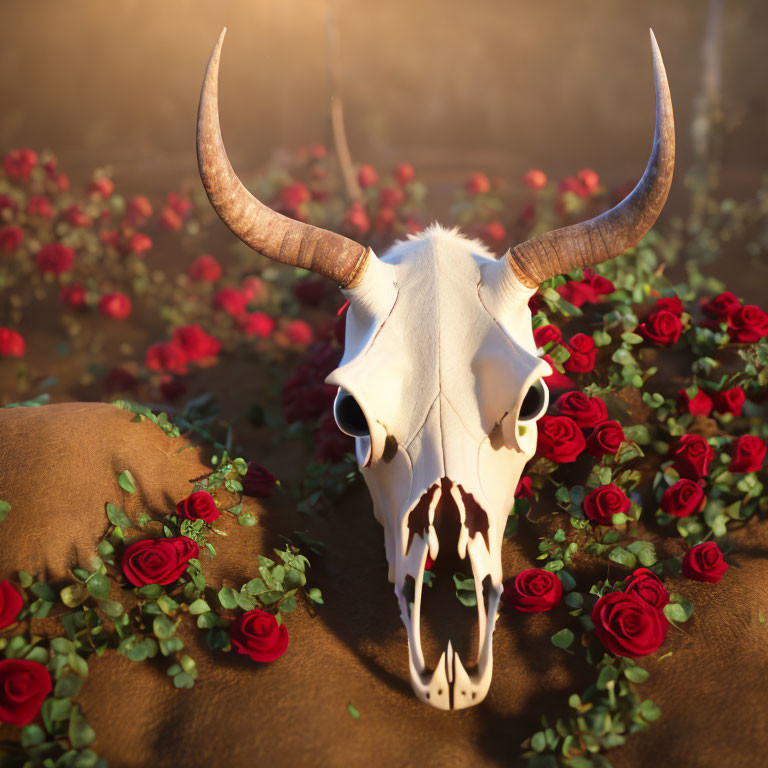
top-left (395, 479), bottom-right (502, 710)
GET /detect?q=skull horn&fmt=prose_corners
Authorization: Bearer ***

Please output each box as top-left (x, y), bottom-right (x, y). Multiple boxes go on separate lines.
top-left (505, 29), bottom-right (674, 289)
top-left (197, 28), bottom-right (371, 286)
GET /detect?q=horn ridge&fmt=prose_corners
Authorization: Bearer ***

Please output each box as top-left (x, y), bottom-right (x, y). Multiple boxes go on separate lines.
top-left (196, 28), bottom-right (370, 286)
top-left (506, 29), bottom-right (675, 288)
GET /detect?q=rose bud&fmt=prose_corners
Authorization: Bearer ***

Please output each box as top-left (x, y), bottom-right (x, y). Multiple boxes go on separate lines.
top-left (533, 324), bottom-right (562, 349)
top-left (0, 226), bottom-right (23, 253)
top-left (176, 490), bottom-right (220, 523)
top-left (59, 283), bottom-right (87, 309)
top-left (229, 608), bottom-right (289, 662)
top-left (637, 309), bottom-right (682, 346)
top-left (583, 484), bottom-right (630, 526)
top-left (481, 220), bottom-right (507, 244)
top-left (379, 186), bottom-right (405, 209)
top-left (623, 568), bottom-right (669, 610)
top-left (563, 333), bottom-right (596, 373)
top-left (501, 568), bottom-right (563, 613)
top-left (127, 195), bottom-right (153, 222)
top-left (285, 319), bottom-right (314, 346)
top-left (672, 434), bottom-right (714, 480)
top-left (342, 202), bottom-right (370, 236)
top-left (27, 195), bottom-right (53, 219)
top-left (241, 312), bottom-right (275, 338)
top-left (0, 660), bottom-right (52, 726)
top-left (591, 591), bottom-right (668, 658)
top-left (681, 542), bottom-right (728, 584)
top-left (576, 168), bottom-right (600, 194)
top-left (555, 391), bottom-right (607, 429)
top-left (729, 435), bottom-right (766, 473)
top-left (465, 172), bottom-right (490, 196)
top-left (122, 536), bottom-right (199, 587)
top-left (172, 325), bottom-right (221, 362)
top-left (677, 388), bottom-right (713, 417)
top-left (35, 242), bottom-right (75, 275)
top-left (515, 476), bottom-right (534, 501)
top-left (188, 255), bottom-right (222, 283)
top-left (585, 420), bottom-right (625, 458)
top-left (160, 206), bottom-right (183, 231)
top-left (64, 204), bottom-right (92, 228)
top-left (213, 287), bottom-right (247, 318)
top-left (661, 479), bottom-right (706, 518)
top-left (656, 296), bottom-right (683, 316)
top-left (0, 581), bottom-right (23, 630)
top-left (98, 292), bottom-right (132, 321)
top-left (728, 305), bottom-right (768, 343)
top-left (702, 291), bottom-right (740, 322)
top-left (523, 169), bottom-right (547, 190)
top-left (128, 232), bottom-right (153, 255)
top-left (394, 163), bottom-right (415, 186)
top-left (243, 462), bottom-right (277, 498)
top-left (536, 415), bottom-right (586, 463)
top-left (711, 387), bottom-right (745, 416)
top-left (0, 327), bottom-right (26, 358)
top-left (145, 341), bottom-right (188, 375)
top-left (357, 164), bottom-right (378, 189)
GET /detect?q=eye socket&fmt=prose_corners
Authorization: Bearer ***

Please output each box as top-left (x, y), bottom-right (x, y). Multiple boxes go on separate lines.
top-left (518, 379), bottom-right (549, 422)
top-left (333, 389), bottom-right (370, 437)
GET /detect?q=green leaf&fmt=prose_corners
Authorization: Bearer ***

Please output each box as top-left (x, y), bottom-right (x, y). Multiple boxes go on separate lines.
top-left (106, 502), bottom-right (134, 529)
top-left (20, 723), bottom-right (45, 748)
top-left (137, 584), bottom-right (164, 598)
top-left (118, 469), bottom-right (137, 493)
top-left (18, 570), bottom-right (33, 588)
top-left (153, 615), bottom-right (175, 641)
top-left (61, 583), bottom-right (88, 607)
top-left (307, 588), bottom-right (324, 604)
top-left (238, 512), bottom-right (258, 526)
top-left (663, 602), bottom-right (690, 623)
top-left (188, 599), bottom-right (211, 615)
top-left (97, 540), bottom-right (115, 558)
top-left (30, 582), bottom-right (57, 602)
top-left (0, 499), bottom-right (10, 524)
top-left (347, 703), bottom-right (360, 720)
top-left (99, 599), bottom-right (124, 618)
top-left (597, 665), bottom-right (619, 689)
top-left (639, 699), bottom-right (662, 722)
top-left (624, 665), bottom-right (650, 683)
top-left (55, 674), bottom-right (82, 698)
top-left (551, 628), bottom-right (574, 650)
top-left (69, 706), bottom-right (96, 748)
top-left (86, 573), bottom-right (111, 600)
top-left (218, 587), bottom-right (239, 610)
top-left (609, 547), bottom-right (637, 569)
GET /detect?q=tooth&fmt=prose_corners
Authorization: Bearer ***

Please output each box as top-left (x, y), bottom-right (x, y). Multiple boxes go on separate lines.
top-left (408, 545), bottom-right (428, 673)
top-left (427, 525), bottom-right (439, 560)
top-left (451, 652), bottom-right (474, 710)
top-left (457, 524), bottom-right (469, 559)
top-left (446, 640), bottom-right (454, 684)
top-left (426, 650), bottom-right (451, 710)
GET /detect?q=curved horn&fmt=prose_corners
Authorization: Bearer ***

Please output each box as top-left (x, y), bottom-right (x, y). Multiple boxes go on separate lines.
top-left (197, 28), bottom-right (371, 286)
top-left (505, 30), bottom-right (674, 289)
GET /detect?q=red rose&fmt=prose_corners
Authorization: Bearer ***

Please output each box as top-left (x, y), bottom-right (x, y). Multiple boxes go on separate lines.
top-left (557, 280), bottom-right (597, 308)
top-left (122, 536), bottom-right (199, 587)
top-left (638, 309), bottom-right (682, 346)
top-left (373, 208), bottom-right (396, 233)
top-left (229, 608), bottom-right (289, 663)
top-left (241, 312), bottom-right (275, 338)
top-left (27, 196), bottom-right (53, 219)
top-left (465, 172), bottom-right (490, 196)
top-left (64, 205), bottom-right (92, 228)
top-left (0, 659), bottom-right (52, 727)
top-left (542, 354), bottom-right (573, 391)
top-left (592, 591), bottom-right (668, 658)
top-left (279, 182), bottom-right (310, 211)
top-left (59, 283), bottom-right (87, 309)
top-left (241, 276), bottom-right (265, 303)
top-left (3, 148), bottom-right (38, 180)
top-left (533, 324), bottom-right (562, 349)
top-left (729, 435), bottom-right (766, 473)
top-left (176, 490), bottom-right (220, 524)
top-left (145, 341), bottom-right (188, 375)
top-left (481, 220), bottom-right (507, 244)
top-left (172, 325), bottom-right (221, 362)
top-left (728, 305), bottom-right (768, 343)
top-left (536, 415), bottom-right (586, 463)
top-left (285, 319), bottom-right (314, 346)
top-left (583, 484), bottom-right (630, 526)
top-left (523, 169), bottom-right (547, 190)
top-left (661, 479), bottom-right (705, 518)
top-left (315, 412), bottom-right (354, 462)
top-left (0, 226), bottom-right (22, 253)
top-left (188, 255), bottom-right (222, 283)
top-left (0, 328), bottom-right (25, 358)
top-left (214, 287), bottom-right (247, 318)
top-left (167, 193), bottom-right (192, 218)
top-left (0, 194), bottom-right (17, 213)
top-left (672, 434), bottom-right (714, 479)
top-left (585, 420), bottom-right (625, 458)
top-left (127, 195), bottom-right (153, 222)
top-left (555, 391), bottom-right (607, 429)
top-left (702, 291), bottom-right (740, 322)
top-left (502, 568), bottom-right (562, 613)
top-left (712, 387), bottom-right (745, 416)
top-left (656, 296), bottom-right (683, 316)
top-left (127, 232), bottom-right (153, 255)
top-left (515, 476), bottom-right (534, 501)
top-left (357, 164), bottom-right (378, 189)
top-left (682, 542), bottom-right (728, 583)
top-left (88, 177), bottom-right (114, 198)
top-left (342, 203), bottom-right (370, 236)
top-left (379, 186), bottom-right (405, 209)
top-left (584, 269), bottom-right (615, 298)
top-left (243, 462), bottom-right (277, 498)
top-left (35, 243), bottom-right (75, 275)
top-left (677, 388), bottom-right (712, 416)
top-left (563, 333), bottom-right (596, 373)
top-left (577, 168), bottom-right (600, 194)
top-left (623, 568), bottom-right (669, 610)
top-left (0, 581), bottom-right (23, 629)
top-left (98, 292), bottom-right (131, 320)
top-left (394, 163), bottom-right (415, 186)
top-left (159, 206), bottom-right (183, 231)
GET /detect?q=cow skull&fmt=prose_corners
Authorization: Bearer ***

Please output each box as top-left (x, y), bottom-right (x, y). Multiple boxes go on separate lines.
top-left (197, 28), bottom-right (674, 709)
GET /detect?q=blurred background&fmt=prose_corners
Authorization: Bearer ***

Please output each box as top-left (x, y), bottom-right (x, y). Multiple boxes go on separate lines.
top-left (2, 0), bottom-right (767, 210)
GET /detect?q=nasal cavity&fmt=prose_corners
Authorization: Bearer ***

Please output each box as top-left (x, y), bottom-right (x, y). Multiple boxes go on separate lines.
top-left (406, 482), bottom-right (439, 555)
top-left (457, 486), bottom-right (489, 549)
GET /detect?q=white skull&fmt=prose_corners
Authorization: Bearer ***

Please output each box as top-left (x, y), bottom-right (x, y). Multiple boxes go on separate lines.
top-left (327, 226), bottom-right (551, 709)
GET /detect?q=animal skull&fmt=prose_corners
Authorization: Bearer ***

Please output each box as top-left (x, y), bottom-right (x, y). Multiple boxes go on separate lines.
top-left (196, 28), bottom-right (674, 709)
